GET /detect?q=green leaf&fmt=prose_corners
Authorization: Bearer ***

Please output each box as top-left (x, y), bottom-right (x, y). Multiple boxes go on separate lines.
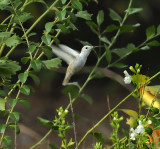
top-left (72, 0), bottom-right (82, 11)
top-left (37, 117), bottom-right (53, 126)
top-left (97, 10), bottom-right (104, 26)
top-left (0, 32), bottom-right (12, 37)
top-left (45, 22), bottom-right (54, 32)
top-left (0, 90), bottom-right (7, 97)
top-left (57, 10), bottom-right (66, 21)
top-left (42, 58), bottom-right (61, 69)
top-left (126, 8), bottom-right (143, 15)
top-left (5, 34), bottom-right (21, 47)
top-left (104, 44), bottom-right (112, 64)
top-left (9, 99), bottom-right (18, 108)
top-left (0, 24), bottom-right (8, 31)
top-left (112, 43), bottom-right (135, 57)
top-left (41, 34), bottom-right (51, 45)
top-left (0, 124), bottom-right (7, 133)
top-left (61, 0), bottom-right (67, 4)
top-left (81, 93), bottom-right (93, 104)
top-left (67, 138), bottom-right (75, 147)
top-left (18, 72), bottom-right (28, 83)
top-left (21, 57), bottom-right (30, 64)
top-left (0, 0), bottom-right (9, 10)
top-left (104, 24), bottom-right (118, 33)
top-left (13, 11), bottom-right (33, 23)
top-left (86, 21), bottom-right (98, 35)
top-left (111, 63), bottom-right (128, 68)
top-left (62, 85), bottom-right (79, 99)
top-left (146, 25), bottom-right (155, 40)
top-left (9, 124), bottom-right (20, 134)
top-left (28, 45), bottom-right (37, 53)
top-left (41, 46), bottom-right (53, 59)
top-left (147, 40), bottom-right (160, 47)
top-left (27, 0), bottom-right (47, 6)
top-left (75, 11), bottom-right (92, 20)
top-left (0, 59), bottom-right (21, 78)
top-left (0, 99), bottom-right (6, 111)
top-left (2, 136), bottom-right (12, 148)
top-left (19, 98), bottom-right (31, 109)
top-left (29, 72), bottom-right (40, 86)
top-left (10, 112), bottom-right (20, 122)
top-left (120, 23), bottom-right (140, 33)
top-left (109, 8), bottom-right (122, 23)
top-left (91, 132), bottom-right (105, 145)
top-left (157, 24), bottom-right (160, 35)
top-left (31, 60), bottom-right (42, 72)
top-left (20, 85), bottom-right (30, 95)
top-left (140, 45), bottom-right (150, 50)
top-left (100, 36), bottom-right (110, 45)
top-left (56, 24), bottom-right (69, 34)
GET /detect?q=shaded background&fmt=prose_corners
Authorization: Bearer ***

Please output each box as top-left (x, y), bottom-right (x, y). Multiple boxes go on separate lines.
top-left (1, 0), bottom-right (160, 148)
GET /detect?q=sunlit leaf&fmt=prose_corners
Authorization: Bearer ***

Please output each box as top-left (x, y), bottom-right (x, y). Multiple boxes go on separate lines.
top-left (5, 34), bottom-right (21, 47)
top-left (0, 0), bottom-right (9, 10)
top-left (120, 109), bottom-right (138, 118)
top-left (2, 136), bottom-right (12, 148)
top-left (13, 12), bottom-right (33, 23)
top-left (0, 32), bottom-right (12, 37)
top-left (18, 72), bottom-right (28, 83)
top-left (75, 11), bottom-right (92, 20)
top-left (45, 22), bottom-right (54, 32)
top-left (0, 98), bottom-right (6, 111)
top-left (0, 124), bottom-right (7, 133)
top-left (9, 99), bottom-right (18, 108)
top-left (42, 58), bottom-right (61, 69)
top-left (126, 8), bottom-right (143, 15)
top-left (72, 0), bottom-right (82, 11)
top-left (57, 10), bottom-right (66, 21)
top-left (10, 112), bottom-right (20, 122)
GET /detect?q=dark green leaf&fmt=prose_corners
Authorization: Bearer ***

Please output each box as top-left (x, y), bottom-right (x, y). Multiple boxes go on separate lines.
top-left (41, 34), bottom-right (51, 45)
top-left (19, 98), bottom-right (31, 109)
top-left (37, 117), bottom-right (53, 126)
top-left (2, 136), bottom-right (12, 148)
top-left (13, 0), bottom-right (22, 9)
top-left (146, 25), bottom-right (155, 40)
top-left (9, 99), bottom-right (18, 108)
top-left (10, 112), bottom-right (20, 122)
top-left (120, 23), bottom-right (140, 33)
top-left (109, 8), bottom-right (122, 23)
top-left (0, 24), bottom-right (8, 31)
top-left (157, 25), bottom-right (160, 35)
top-left (75, 11), bottom-right (92, 20)
top-left (56, 24), bottom-right (69, 34)
top-left (104, 24), bottom-right (118, 33)
top-left (21, 57), bottom-right (30, 64)
top-left (20, 85), bottom-right (30, 95)
top-left (126, 8), bottom-right (143, 15)
top-left (86, 21), bottom-right (98, 35)
top-left (0, 0), bottom-right (10, 10)
top-left (0, 99), bottom-right (6, 111)
top-left (81, 93), bottom-right (93, 104)
top-left (5, 34), bottom-right (21, 47)
top-left (97, 10), bottom-right (104, 26)
top-left (72, 0), bottom-right (82, 11)
top-left (0, 124), bottom-right (7, 133)
top-left (76, 39), bottom-right (92, 46)
top-left (0, 90), bottom-right (7, 97)
top-left (61, 0), bottom-right (67, 4)
top-left (42, 58), bottom-right (61, 69)
top-left (147, 40), bottom-right (160, 46)
top-left (9, 124), bottom-right (20, 134)
top-left (0, 59), bottom-right (21, 78)
top-left (91, 132), bottom-right (105, 145)
top-left (104, 44), bottom-right (112, 64)
top-left (62, 85), bottom-right (79, 99)
top-left (45, 22), bottom-right (54, 32)
top-left (31, 60), bottom-right (42, 72)
top-left (57, 10), bottom-right (66, 21)
top-left (18, 72), bottom-right (28, 83)
top-left (41, 46), bottom-right (53, 59)
top-left (27, 0), bottom-right (47, 6)
top-left (29, 72), bottom-right (40, 86)
top-left (49, 143), bottom-right (58, 149)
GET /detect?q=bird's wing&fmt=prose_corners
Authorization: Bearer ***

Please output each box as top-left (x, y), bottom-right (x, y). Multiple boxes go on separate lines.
top-left (58, 44), bottom-right (79, 57)
top-left (51, 45), bottom-right (75, 64)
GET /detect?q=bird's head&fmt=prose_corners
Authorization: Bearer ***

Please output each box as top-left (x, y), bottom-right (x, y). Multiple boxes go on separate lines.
top-left (81, 46), bottom-right (94, 52)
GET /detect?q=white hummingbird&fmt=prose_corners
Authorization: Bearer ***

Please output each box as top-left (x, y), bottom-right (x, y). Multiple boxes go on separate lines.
top-left (51, 44), bottom-right (96, 86)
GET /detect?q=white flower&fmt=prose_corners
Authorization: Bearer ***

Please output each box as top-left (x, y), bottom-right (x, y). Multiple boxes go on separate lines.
top-left (130, 128), bottom-right (137, 140)
top-left (135, 120), bottom-right (145, 134)
top-left (147, 120), bottom-right (152, 125)
top-left (123, 70), bottom-right (131, 84)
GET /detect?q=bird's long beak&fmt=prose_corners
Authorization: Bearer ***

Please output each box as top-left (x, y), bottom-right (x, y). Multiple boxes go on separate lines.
top-left (93, 46), bottom-right (104, 48)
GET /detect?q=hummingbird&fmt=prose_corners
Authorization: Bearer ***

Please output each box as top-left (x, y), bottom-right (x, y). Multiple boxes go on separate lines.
top-left (51, 44), bottom-right (96, 86)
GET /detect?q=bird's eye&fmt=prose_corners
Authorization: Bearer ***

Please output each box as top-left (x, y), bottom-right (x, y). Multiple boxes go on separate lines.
top-left (85, 47), bottom-right (88, 49)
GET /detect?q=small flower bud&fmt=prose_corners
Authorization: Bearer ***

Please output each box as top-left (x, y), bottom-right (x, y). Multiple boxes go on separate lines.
top-left (129, 66), bottom-right (136, 73)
